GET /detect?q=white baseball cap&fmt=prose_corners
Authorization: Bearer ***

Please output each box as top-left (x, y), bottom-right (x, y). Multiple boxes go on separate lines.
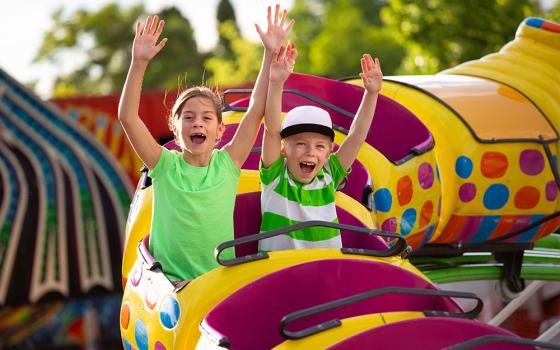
top-left (280, 105), bottom-right (334, 140)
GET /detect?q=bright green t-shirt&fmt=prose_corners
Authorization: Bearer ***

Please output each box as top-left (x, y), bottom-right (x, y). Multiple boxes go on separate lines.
top-left (148, 148), bottom-right (240, 281)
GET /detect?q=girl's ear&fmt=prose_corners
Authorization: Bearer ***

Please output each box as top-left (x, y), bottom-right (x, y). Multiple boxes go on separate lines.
top-left (216, 122), bottom-right (225, 141)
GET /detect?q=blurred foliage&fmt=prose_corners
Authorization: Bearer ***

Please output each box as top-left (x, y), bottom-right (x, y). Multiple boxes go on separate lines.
top-left (205, 21), bottom-right (262, 86)
top-left (35, 3), bottom-right (204, 97)
top-left (543, 0), bottom-right (560, 21)
top-left (382, 0), bottom-right (542, 74)
top-left (34, 0), bottom-right (559, 97)
top-left (215, 0), bottom-right (239, 59)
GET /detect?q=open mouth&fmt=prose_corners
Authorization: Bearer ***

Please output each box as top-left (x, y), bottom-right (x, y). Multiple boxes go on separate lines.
top-left (190, 133), bottom-right (206, 145)
top-left (299, 161), bottom-right (316, 174)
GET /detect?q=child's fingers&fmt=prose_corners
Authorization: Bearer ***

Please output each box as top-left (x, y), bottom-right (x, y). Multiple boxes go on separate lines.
top-left (279, 9), bottom-right (287, 27)
top-left (255, 23), bottom-right (264, 37)
top-left (267, 6), bottom-right (272, 26)
top-left (143, 16), bottom-right (152, 35)
top-left (285, 19), bottom-right (295, 33)
top-left (135, 20), bottom-right (142, 36)
top-left (157, 38), bottom-right (168, 51)
top-left (360, 56), bottom-right (367, 74)
top-left (150, 15), bottom-right (159, 34)
top-left (273, 4), bottom-right (280, 25)
top-left (155, 20), bottom-right (165, 37)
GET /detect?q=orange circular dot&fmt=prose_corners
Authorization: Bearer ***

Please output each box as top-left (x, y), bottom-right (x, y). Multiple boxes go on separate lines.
top-left (121, 302), bottom-right (130, 329)
top-left (145, 285), bottom-right (159, 310)
top-left (397, 176), bottom-right (413, 206)
top-left (480, 152), bottom-right (508, 178)
top-left (514, 186), bottom-right (540, 209)
top-left (419, 200), bottom-right (434, 228)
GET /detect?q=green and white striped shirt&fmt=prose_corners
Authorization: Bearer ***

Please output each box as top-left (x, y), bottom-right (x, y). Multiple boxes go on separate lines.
top-left (259, 153), bottom-right (349, 251)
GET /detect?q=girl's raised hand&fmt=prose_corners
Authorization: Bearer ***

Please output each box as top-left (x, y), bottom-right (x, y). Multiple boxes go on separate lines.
top-left (255, 4), bottom-right (295, 53)
top-left (132, 15), bottom-right (168, 63)
top-left (360, 54), bottom-right (383, 94)
top-left (270, 43), bottom-right (298, 84)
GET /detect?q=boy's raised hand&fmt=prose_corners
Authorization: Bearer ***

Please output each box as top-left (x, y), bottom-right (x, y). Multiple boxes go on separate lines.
top-left (360, 54), bottom-right (383, 94)
top-left (255, 4), bottom-right (295, 53)
top-left (132, 15), bottom-right (168, 63)
top-left (270, 43), bottom-right (298, 83)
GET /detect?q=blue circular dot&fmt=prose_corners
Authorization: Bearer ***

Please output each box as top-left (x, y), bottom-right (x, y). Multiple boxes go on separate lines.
top-left (455, 156), bottom-right (473, 179)
top-left (123, 338), bottom-right (132, 350)
top-left (400, 208), bottom-right (417, 235)
top-left (553, 155), bottom-right (558, 170)
top-left (160, 296), bottom-right (181, 329)
top-left (483, 184), bottom-right (509, 210)
top-left (435, 164), bottom-right (440, 182)
top-left (134, 319), bottom-right (148, 350)
top-left (374, 188), bottom-right (392, 212)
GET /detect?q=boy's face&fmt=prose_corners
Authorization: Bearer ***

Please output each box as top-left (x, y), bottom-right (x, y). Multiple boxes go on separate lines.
top-left (176, 96), bottom-right (224, 157)
top-left (282, 132), bottom-right (333, 184)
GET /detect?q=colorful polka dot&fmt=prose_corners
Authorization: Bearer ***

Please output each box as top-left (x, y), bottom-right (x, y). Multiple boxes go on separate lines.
top-left (514, 186), bottom-right (540, 209)
top-left (160, 295), bottom-right (181, 330)
top-left (145, 284), bottom-right (159, 310)
top-left (546, 180), bottom-right (558, 201)
top-left (397, 176), bottom-right (413, 206)
top-left (436, 164), bottom-right (440, 182)
top-left (480, 152), bottom-right (508, 178)
top-left (455, 156), bottom-right (473, 179)
top-left (121, 302), bottom-right (130, 329)
top-left (437, 196), bottom-right (442, 216)
top-left (419, 201), bottom-right (434, 228)
top-left (123, 338), bottom-right (132, 350)
top-left (400, 208), bottom-right (417, 235)
top-left (131, 263), bottom-right (142, 287)
top-left (459, 183), bottom-right (476, 203)
top-left (154, 341), bottom-right (166, 350)
top-left (418, 163), bottom-right (434, 189)
top-left (483, 184), bottom-right (509, 210)
top-left (381, 217), bottom-right (397, 232)
top-left (374, 188), bottom-right (392, 212)
top-left (519, 150), bottom-right (544, 175)
top-left (134, 319), bottom-right (148, 350)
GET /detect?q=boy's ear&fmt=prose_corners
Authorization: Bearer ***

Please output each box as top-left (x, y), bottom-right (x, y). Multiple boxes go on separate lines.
top-left (280, 140), bottom-right (286, 156)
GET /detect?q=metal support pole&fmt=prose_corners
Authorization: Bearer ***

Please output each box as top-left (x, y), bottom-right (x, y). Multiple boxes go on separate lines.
top-left (537, 319), bottom-right (560, 342)
top-left (489, 280), bottom-right (546, 327)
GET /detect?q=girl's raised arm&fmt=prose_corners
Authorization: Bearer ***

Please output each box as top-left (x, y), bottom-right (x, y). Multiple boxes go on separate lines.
top-left (118, 16), bottom-right (167, 170)
top-left (225, 4), bottom-right (295, 169)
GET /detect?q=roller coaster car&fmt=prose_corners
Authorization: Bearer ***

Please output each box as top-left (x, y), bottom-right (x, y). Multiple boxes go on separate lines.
top-left (120, 17), bottom-right (560, 350)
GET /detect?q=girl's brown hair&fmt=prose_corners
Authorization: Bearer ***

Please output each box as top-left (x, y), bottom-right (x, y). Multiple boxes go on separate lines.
top-left (167, 86), bottom-right (223, 146)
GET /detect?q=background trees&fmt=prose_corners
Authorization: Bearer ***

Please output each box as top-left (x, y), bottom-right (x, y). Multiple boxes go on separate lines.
top-left (33, 0), bottom-right (559, 97)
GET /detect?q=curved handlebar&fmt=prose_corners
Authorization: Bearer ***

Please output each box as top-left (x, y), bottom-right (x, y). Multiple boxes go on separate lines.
top-left (279, 287), bottom-right (483, 340)
top-left (443, 334), bottom-right (560, 350)
top-left (215, 220), bottom-right (410, 267)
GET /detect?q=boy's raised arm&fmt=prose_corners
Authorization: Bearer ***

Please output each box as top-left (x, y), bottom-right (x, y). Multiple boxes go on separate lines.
top-left (226, 4), bottom-right (295, 169)
top-left (262, 44), bottom-right (297, 168)
top-left (336, 54), bottom-right (383, 170)
top-left (118, 16), bottom-right (167, 170)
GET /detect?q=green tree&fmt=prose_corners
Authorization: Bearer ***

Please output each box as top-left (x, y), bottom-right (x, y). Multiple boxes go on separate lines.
top-left (291, 0), bottom-right (405, 77)
top-left (382, 0), bottom-right (541, 74)
top-left (543, 0), bottom-right (560, 21)
top-left (215, 0), bottom-right (239, 59)
top-left (35, 3), bottom-right (204, 97)
top-left (205, 21), bottom-right (262, 86)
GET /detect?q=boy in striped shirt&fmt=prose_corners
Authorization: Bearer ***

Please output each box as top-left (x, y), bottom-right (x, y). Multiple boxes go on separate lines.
top-left (259, 47), bottom-right (383, 251)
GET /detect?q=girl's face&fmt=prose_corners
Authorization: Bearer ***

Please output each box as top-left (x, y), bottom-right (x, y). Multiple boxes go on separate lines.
top-left (175, 96), bottom-right (224, 158)
top-left (282, 132), bottom-right (333, 184)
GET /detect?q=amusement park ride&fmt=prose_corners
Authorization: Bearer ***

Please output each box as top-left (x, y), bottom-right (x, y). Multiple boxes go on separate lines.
top-left (0, 15), bottom-right (559, 350)
top-left (118, 17), bottom-right (560, 349)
